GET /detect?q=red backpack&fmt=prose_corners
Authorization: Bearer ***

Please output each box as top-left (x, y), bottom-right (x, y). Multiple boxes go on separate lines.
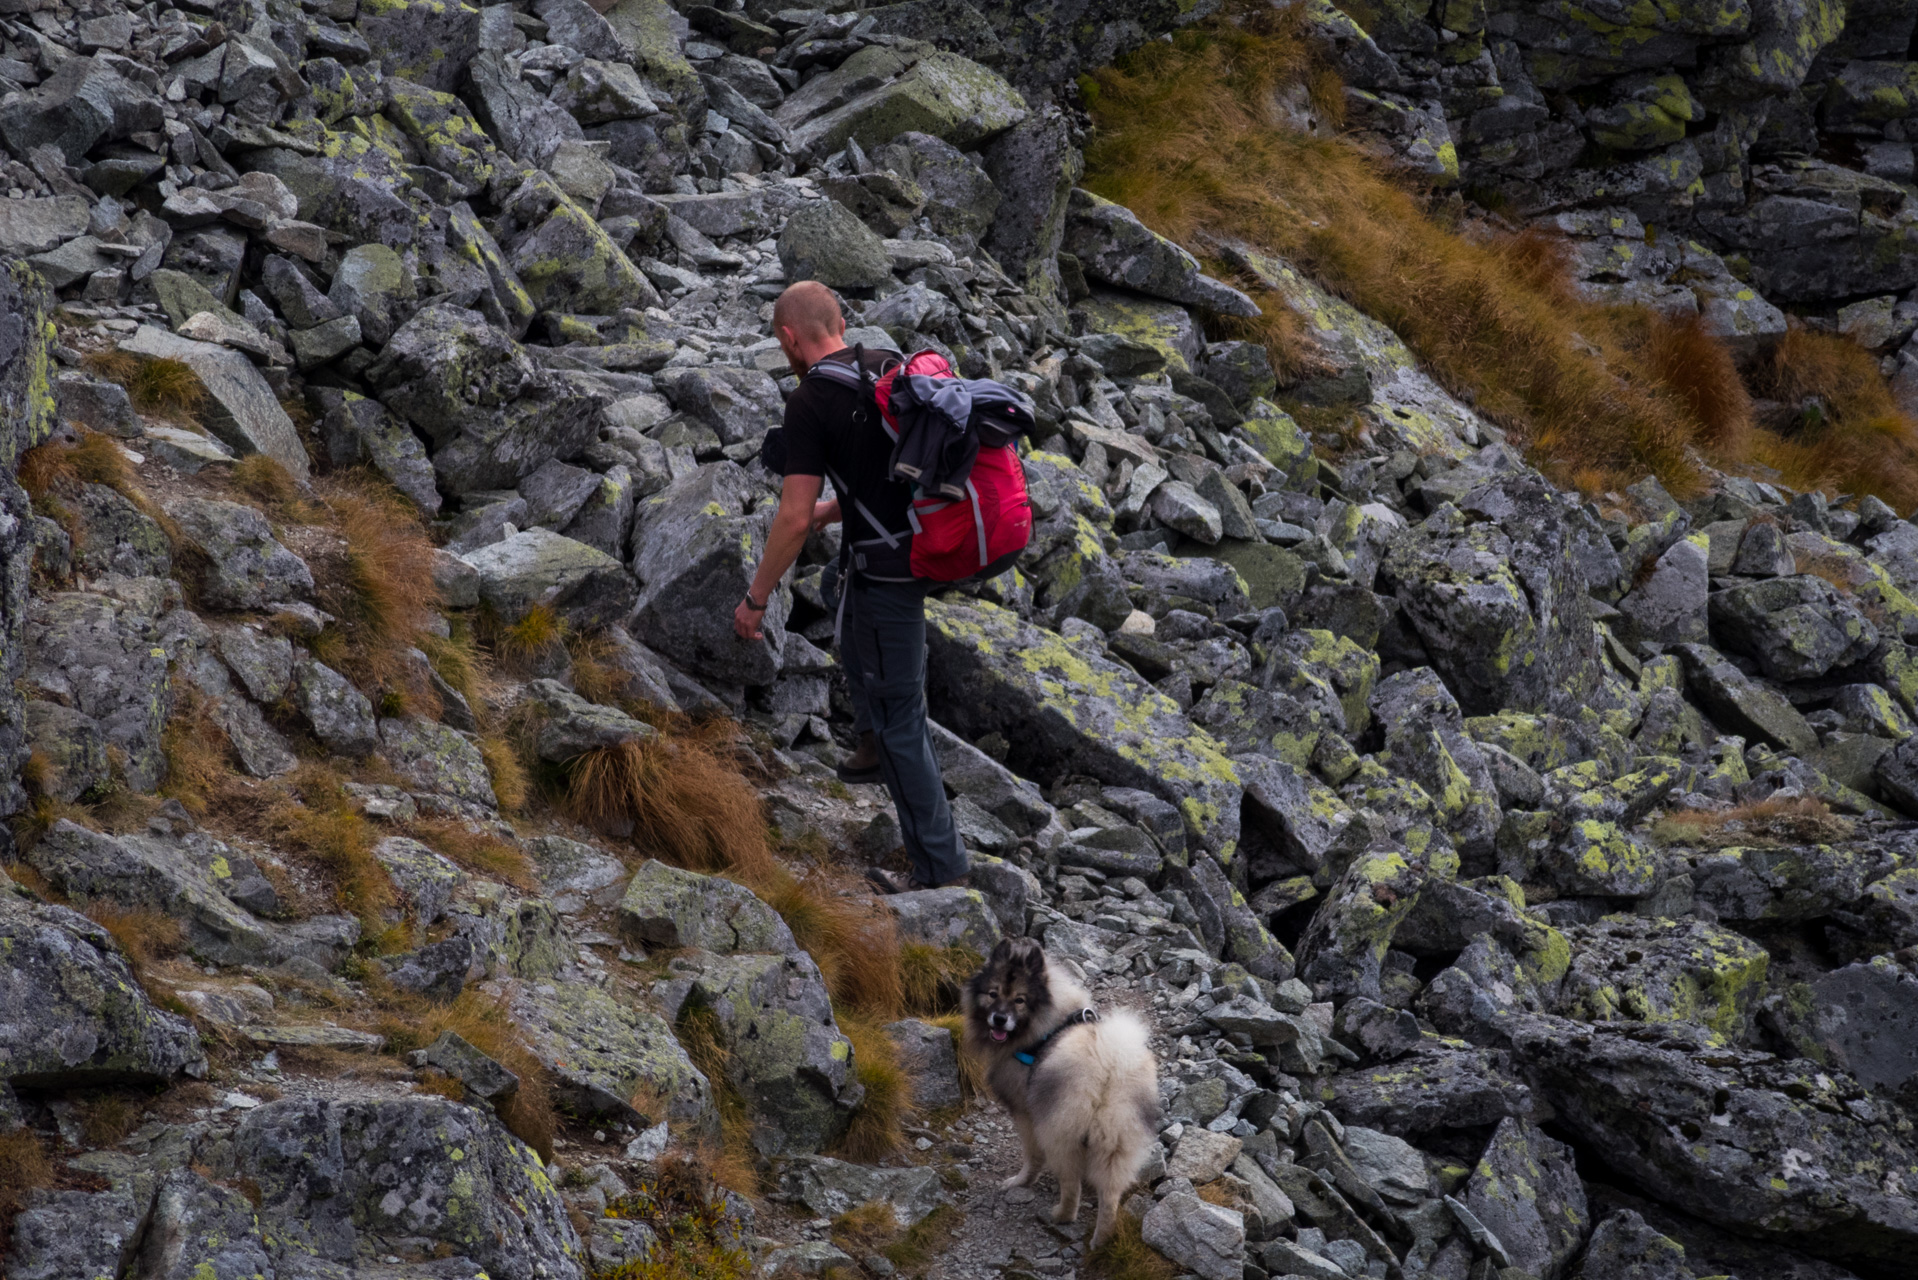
top-left (807, 346), bottom-right (1034, 583)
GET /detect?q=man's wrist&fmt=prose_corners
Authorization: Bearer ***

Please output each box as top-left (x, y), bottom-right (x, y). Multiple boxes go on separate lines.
top-left (742, 590), bottom-right (768, 612)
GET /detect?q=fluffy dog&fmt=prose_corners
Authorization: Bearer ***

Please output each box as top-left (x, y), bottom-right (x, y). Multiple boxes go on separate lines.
top-left (962, 937), bottom-right (1160, 1249)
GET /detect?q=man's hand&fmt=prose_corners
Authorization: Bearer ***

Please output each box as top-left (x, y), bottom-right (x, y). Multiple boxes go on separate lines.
top-left (733, 596), bottom-right (766, 641)
top-left (812, 498), bottom-right (841, 532)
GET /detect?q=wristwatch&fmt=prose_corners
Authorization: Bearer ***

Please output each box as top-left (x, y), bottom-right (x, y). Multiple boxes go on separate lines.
top-left (742, 591), bottom-right (768, 612)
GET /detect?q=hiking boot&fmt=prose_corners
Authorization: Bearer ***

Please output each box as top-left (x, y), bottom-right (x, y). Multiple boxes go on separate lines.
top-left (864, 867), bottom-right (970, 895)
top-left (835, 731), bottom-right (881, 784)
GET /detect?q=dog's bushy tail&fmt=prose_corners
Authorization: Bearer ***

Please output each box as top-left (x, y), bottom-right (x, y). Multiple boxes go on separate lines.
top-left (1035, 1009), bottom-right (1160, 1198)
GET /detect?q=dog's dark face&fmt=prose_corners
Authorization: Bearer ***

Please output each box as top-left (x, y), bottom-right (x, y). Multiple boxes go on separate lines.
top-left (966, 937), bottom-right (1051, 1044)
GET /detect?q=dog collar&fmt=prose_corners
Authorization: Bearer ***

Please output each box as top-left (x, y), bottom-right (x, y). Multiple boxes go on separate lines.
top-left (1014, 1006), bottom-right (1099, 1067)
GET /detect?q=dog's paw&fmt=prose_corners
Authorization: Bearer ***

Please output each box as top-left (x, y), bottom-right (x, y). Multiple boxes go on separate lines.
top-left (1001, 1167), bottom-right (1036, 1190)
top-left (1050, 1203), bottom-right (1078, 1224)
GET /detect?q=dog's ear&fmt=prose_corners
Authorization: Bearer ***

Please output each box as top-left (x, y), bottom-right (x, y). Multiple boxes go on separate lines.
top-left (1020, 941), bottom-right (1046, 976)
top-left (988, 938), bottom-right (1014, 964)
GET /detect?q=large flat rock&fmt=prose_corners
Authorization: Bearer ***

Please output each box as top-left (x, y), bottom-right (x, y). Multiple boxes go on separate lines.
top-left (118, 325), bottom-right (308, 481)
top-left (924, 597), bottom-right (1241, 852)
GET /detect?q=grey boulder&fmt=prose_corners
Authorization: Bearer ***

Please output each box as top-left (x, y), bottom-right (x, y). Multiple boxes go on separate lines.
top-left (24, 590), bottom-right (172, 792)
top-left (925, 596), bottom-right (1241, 853)
top-left (1142, 1190), bottom-right (1245, 1280)
top-left (629, 462), bottom-right (786, 686)
top-left (164, 497), bottom-right (314, 610)
top-left (460, 527), bottom-right (637, 630)
top-left (1708, 575), bottom-right (1880, 681)
top-left (0, 887), bottom-right (205, 1091)
top-left (656, 949), bottom-right (860, 1155)
top-left (233, 1096), bottom-right (580, 1275)
top-left (778, 198), bottom-right (894, 290)
top-left (291, 653), bottom-right (379, 757)
top-left (779, 1155), bottom-right (946, 1227)
top-left (1064, 189), bottom-right (1260, 317)
top-left (617, 859), bottom-right (795, 953)
top-left (660, 365), bottom-right (783, 446)
top-left (1463, 1116), bottom-right (1590, 1280)
top-left (119, 325), bottom-right (308, 481)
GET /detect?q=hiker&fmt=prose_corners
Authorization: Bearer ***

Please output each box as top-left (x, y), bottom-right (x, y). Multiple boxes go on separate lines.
top-left (733, 281), bottom-right (969, 894)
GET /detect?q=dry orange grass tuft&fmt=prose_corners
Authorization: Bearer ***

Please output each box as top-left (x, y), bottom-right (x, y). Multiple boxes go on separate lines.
top-left (900, 942), bottom-right (979, 1017)
top-left (833, 1013), bottom-right (911, 1161)
top-left (566, 735), bottom-right (777, 882)
top-left (21, 429), bottom-right (139, 500)
top-left (478, 735), bottom-right (529, 813)
top-left (1746, 329), bottom-right (1918, 510)
top-left (1086, 1211), bottom-right (1178, 1280)
top-left (231, 454), bottom-right (311, 520)
top-left (310, 471), bottom-right (444, 710)
top-left (673, 999), bottom-right (757, 1194)
top-left (263, 763), bottom-right (396, 926)
top-left (1652, 794), bottom-right (1851, 848)
top-left (486, 603), bottom-right (568, 675)
top-left (84, 351), bottom-right (205, 421)
top-left (402, 815), bottom-right (536, 891)
top-left (160, 679), bottom-right (238, 818)
top-left (85, 903), bottom-right (184, 978)
top-left (755, 866), bottom-right (905, 1016)
top-left (0, 1128), bottom-right (52, 1258)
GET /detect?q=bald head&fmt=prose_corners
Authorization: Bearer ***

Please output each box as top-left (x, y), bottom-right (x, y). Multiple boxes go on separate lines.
top-left (774, 281), bottom-right (846, 341)
top-left (773, 281), bottom-right (848, 375)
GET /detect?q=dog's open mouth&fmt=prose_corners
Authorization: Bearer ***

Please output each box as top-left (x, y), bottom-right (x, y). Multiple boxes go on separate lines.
top-left (990, 1029), bottom-right (1008, 1042)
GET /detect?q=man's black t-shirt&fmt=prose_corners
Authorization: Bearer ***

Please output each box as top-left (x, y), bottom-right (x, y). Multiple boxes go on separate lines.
top-left (780, 348), bottom-right (911, 546)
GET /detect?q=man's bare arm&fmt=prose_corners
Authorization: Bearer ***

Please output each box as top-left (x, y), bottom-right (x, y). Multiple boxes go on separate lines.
top-left (734, 473), bottom-right (827, 641)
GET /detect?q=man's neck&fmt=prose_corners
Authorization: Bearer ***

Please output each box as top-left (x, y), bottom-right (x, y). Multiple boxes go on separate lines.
top-left (790, 339), bottom-right (849, 377)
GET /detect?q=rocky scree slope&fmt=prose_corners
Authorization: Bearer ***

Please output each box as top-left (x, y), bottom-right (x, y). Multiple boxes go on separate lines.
top-left (0, 1), bottom-right (1916, 1280)
top-left (1312, 0), bottom-right (1918, 370)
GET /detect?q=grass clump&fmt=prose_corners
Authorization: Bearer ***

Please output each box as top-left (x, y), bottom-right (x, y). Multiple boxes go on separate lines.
top-left (1746, 328), bottom-right (1918, 509)
top-left (479, 735), bottom-right (529, 814)
top-left (900, 942), bottom-right (980, 1017)
top-left (595, 1153), bottom-right (753, 1280)
top-left (264, 763), bottom-right (395, 926)
top-left (371, 987), bottom-right (556, 1161)
top-left (84, 904), bottom-right (184, 979)
top-left (672, 1000), bottom-right (757, 1195)
top-left (755, 866), bottom-right (904, 1016)
top-left (0, 1128), bottom-right (53, 1257)
top-left (832, 1014), bottom-right (911, 1162)
top-left (831, 1203), bottom-right (961, 1277)
top-left (1650, 796), bottom-right (1851, 849)
top-left (160, 680), bottom-right (237, 818)
top-left (1086, 1211), bottom-right (1177, 1280)
top-left (309, 472), bottom-right (444, 712)
top-left (486, 603), bottom-right (569, 675)
top-left (566, 735), bottom-right (777, 882)
top-left (84, 351), bottom-right (205, 420)
top-left (231, 454), bottom-right (311, 520)
top-left (402, 815), bottom-right (535, 891)
top-left (74, 1091), bottom-right (144, 1148)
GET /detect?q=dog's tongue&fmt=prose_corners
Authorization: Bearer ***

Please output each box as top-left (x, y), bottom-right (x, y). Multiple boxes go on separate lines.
top-left (990, 1029), bottom-right (1008, 1042)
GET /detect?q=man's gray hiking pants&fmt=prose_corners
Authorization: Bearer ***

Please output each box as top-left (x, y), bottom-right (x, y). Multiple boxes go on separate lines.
top-left (842, 576), bottom-right (968, 886)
